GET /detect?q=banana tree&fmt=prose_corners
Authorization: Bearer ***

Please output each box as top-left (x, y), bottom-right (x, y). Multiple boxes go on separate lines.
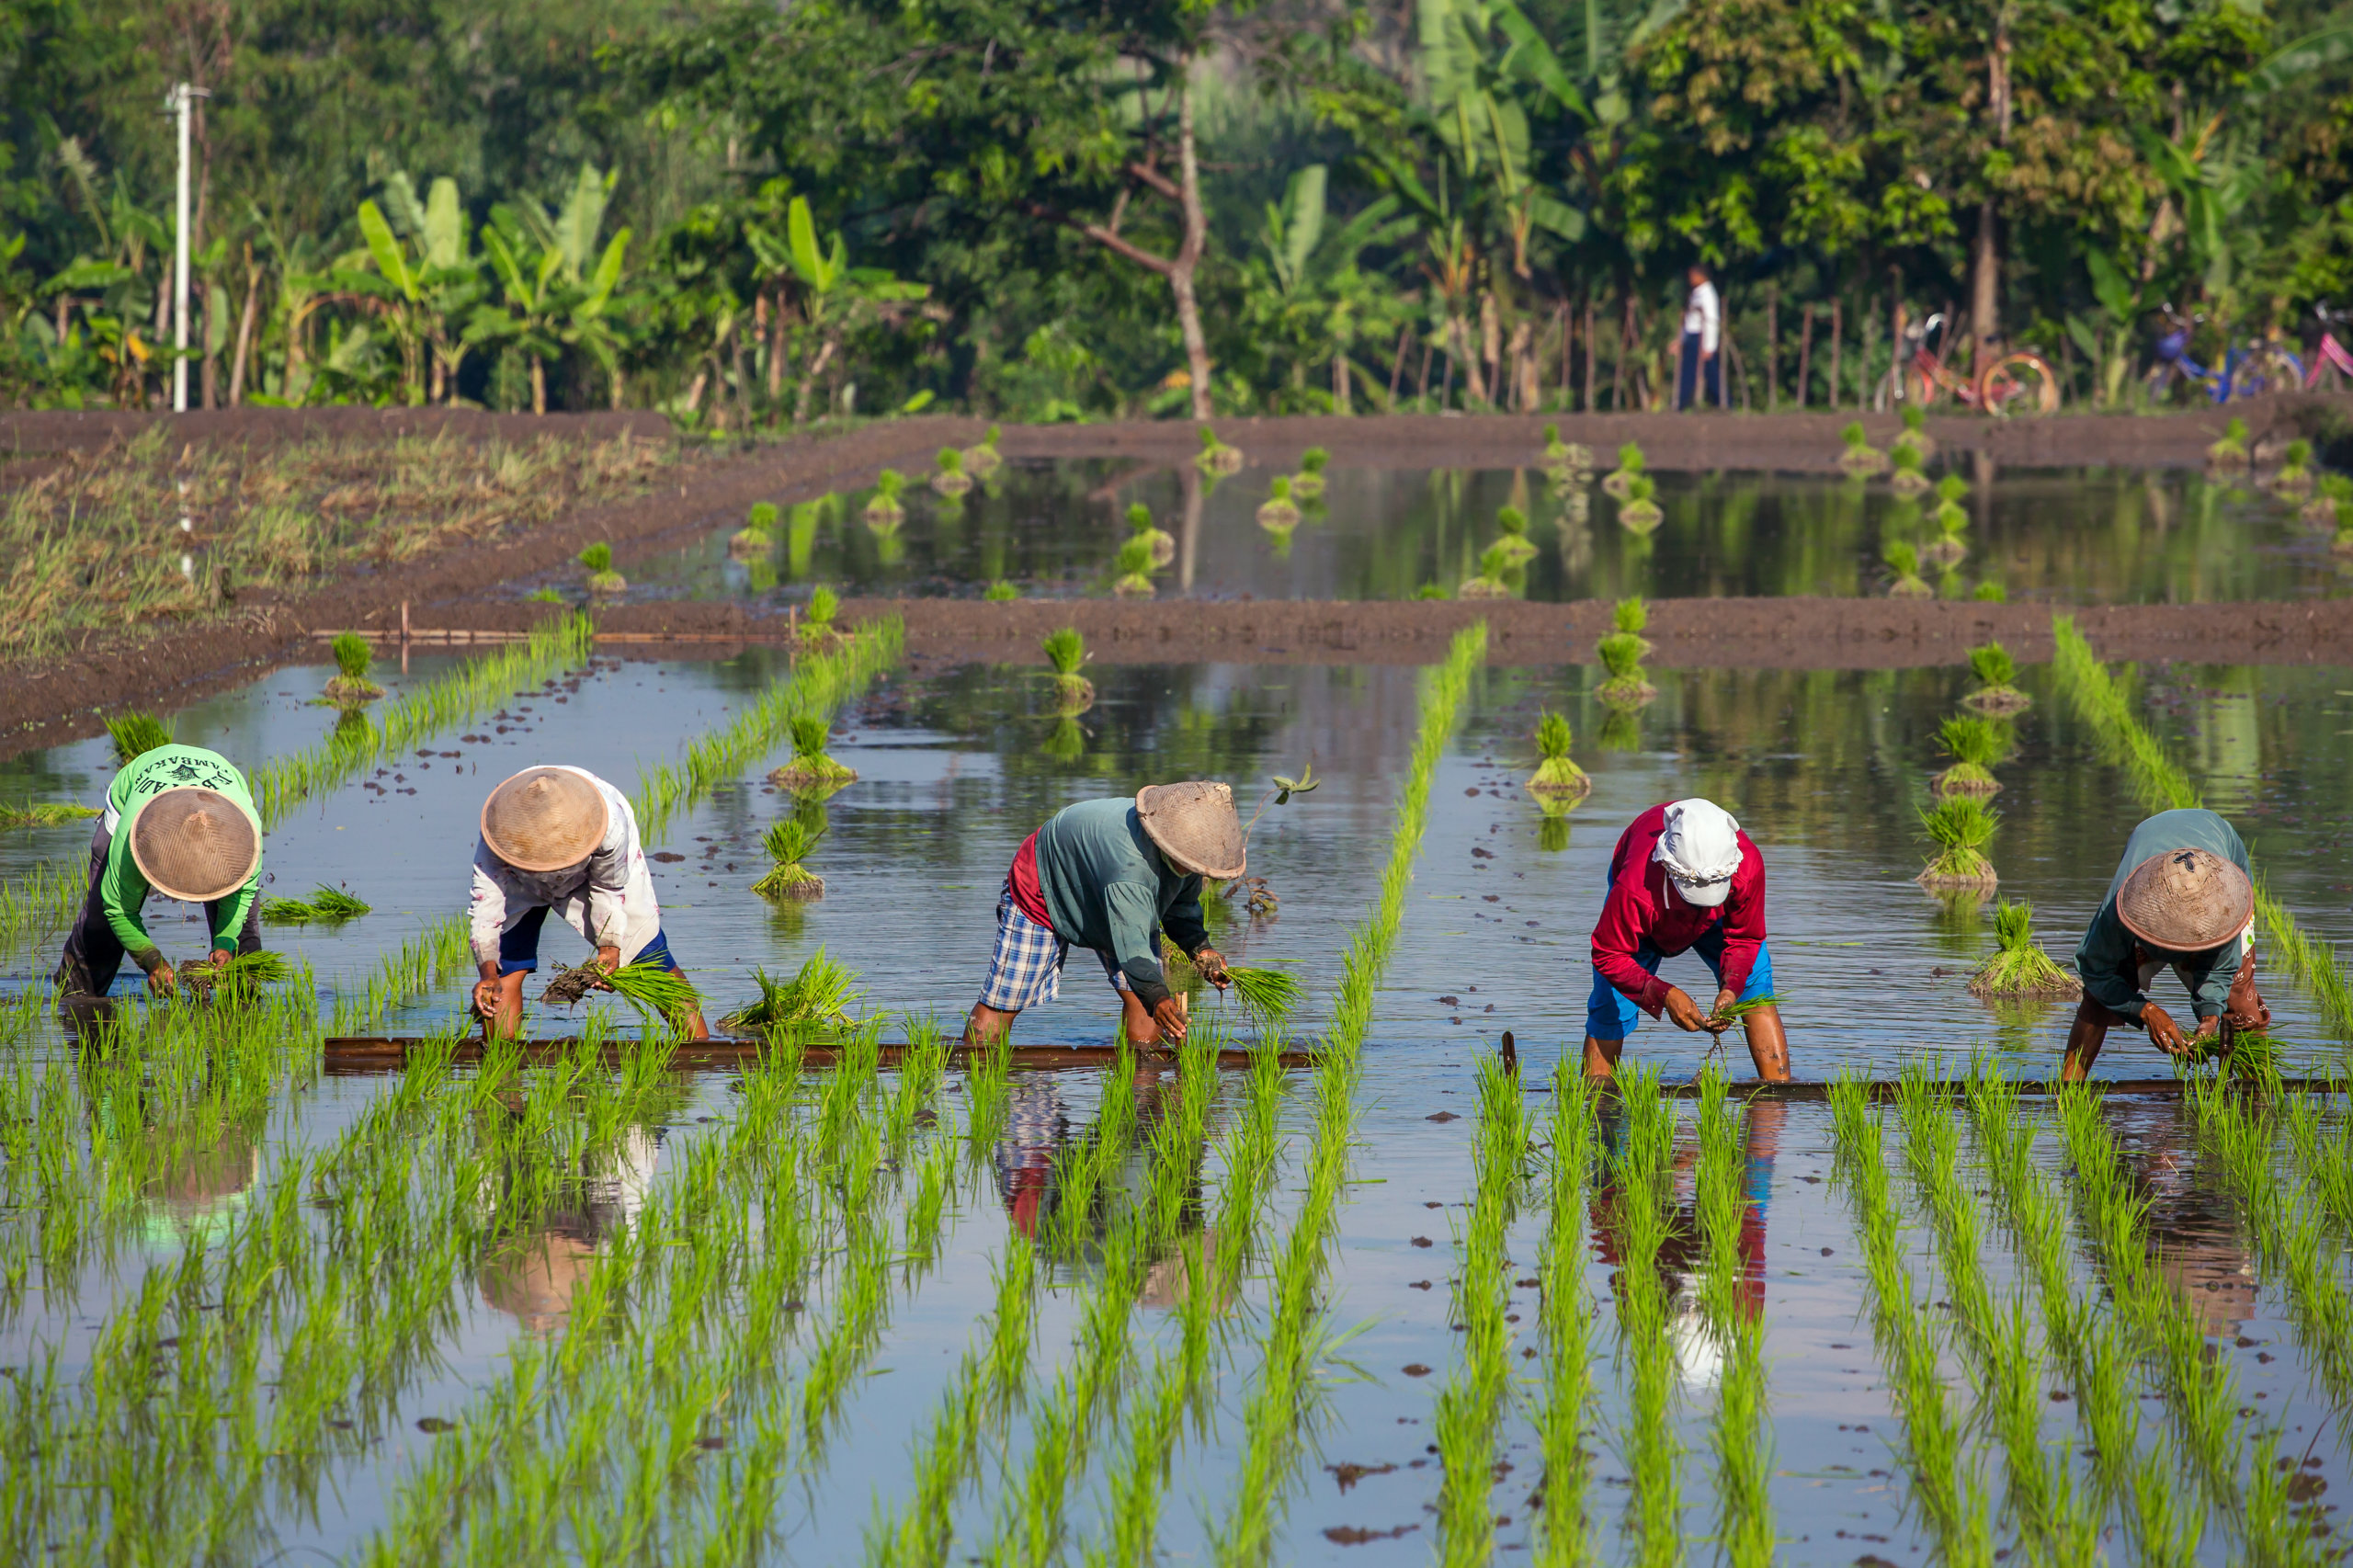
top-left (761, 195), bottom-right (925, 424)
top-left (472, 216), bottom-right (565, 413)
top-left (1242, 165), bottom-right (1417, 408)
top-left (359, 174), bottom-right (483, 403)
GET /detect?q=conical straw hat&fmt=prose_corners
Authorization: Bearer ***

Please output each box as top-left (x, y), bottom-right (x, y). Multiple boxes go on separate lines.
top-left (2116, 846), bottom-right (2252, 952)
top-left (482, 767), bottom-right (610, 873)
top-left (130, 788), bottom-right (260, 903)
top-left (1136, 781), bottom-right (1245, 880)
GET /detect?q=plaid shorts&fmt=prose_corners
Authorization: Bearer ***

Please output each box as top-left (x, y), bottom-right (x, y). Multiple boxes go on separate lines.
top-left (978, 887), bottom-right (1127, 1012)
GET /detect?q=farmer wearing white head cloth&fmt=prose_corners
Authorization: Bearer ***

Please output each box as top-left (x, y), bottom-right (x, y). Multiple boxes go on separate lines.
top-left (1585, 799), bottom-right (1791, 1082)
top-left (2063, 808), bottom-right (2270, 1081)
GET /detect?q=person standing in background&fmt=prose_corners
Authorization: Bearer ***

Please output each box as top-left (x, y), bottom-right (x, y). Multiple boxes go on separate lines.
top-left (1677, 263), bottom-right (1722, 410)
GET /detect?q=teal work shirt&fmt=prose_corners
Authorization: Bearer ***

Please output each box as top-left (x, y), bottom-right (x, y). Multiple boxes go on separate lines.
top-left (1032, 798), bottom-right (1210, 1009)
top-left (101, 745), bottom-right (262, 971)
top-left (2074, 808), bottom-right (2251, 1024)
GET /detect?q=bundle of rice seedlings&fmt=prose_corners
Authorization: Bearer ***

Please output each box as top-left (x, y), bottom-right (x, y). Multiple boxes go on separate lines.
top-left (1618, 472), bottom-right (1663, 530)
top-left (1916, 794), bottom-right (1998, 890)
top-left (1493, 504), bottom-right (1539, 561)
top-left (1042, 713), bottom-right (1086, 764)
top-left (1932, 472), bottom-right (1971, 530)
top-left (721, 949), bottom-right (863, 1036)
top-left (1043, 626), bottom-right (1094, 711)
top-left (324, 632), bottom-right (384, 704)
top-left (0, 801), bottom-right (98, 829)
top-left (2207, 415), bottom-right (2249, 469)
top-left (1291, 445), bottom-right (1331, 498)
top-left (768, 712), bottom-right (858, 789)
top-left (2270, 437), bottom-right (2315, 495)
top-left (1112, 535), bottom-right (1159, 597)
top-left (1918, 499), bottom-right (1967, 567)
top-left (260, 884), bottom-right (372, 923)
top-left (1256, 476), bottom-right (1302, 529)
top-left (2185, 1027), bottom-right (2287, 1086)
top-left (1527, 710), bottom-right (1591, 801)
top-left (1888, 442), bottom-right (1930, 495)
top-left (1885, 539), bottom-right (1931, 597)
top-left (106, 712), bottom-right (175, 767)
top-left (864, 469), bottom-right (907, 525)
top-left (1973, 580), bottom-right (2006, 601)
top-left (1225, 963), bottom-right (1305, 1033)
top-left (1458, 542), bottom-right (1518, 599)
top-left (580, 542), bottom-right (626, 595)
top-left (1596, 631), bottom-right (1655, 707)
top-left (1128, 502), bottom-right (1176, 564)
top-left (1598, 704), bottom-right (1643, 753)
top-left (1543, 422), bottom-right (1572, 463)
top-left (1614, 595), bottom-right (1649, 637)
top-left (1415, 581), bottom-right (1451, 600)
top-left (171, 950), bottom-right (290, 999)
top-left (1602, 441), bottom-right (1645, 499)
top-left (732, 501), bottom-right (779, 556)
top-left (751, 816), bottom-right (826, 900)
top-left (1962, 640), bottom-right (2030, 714)
top-left (1837, 420), bottom-right (1888, 475)
top-left (799, 585), bottom-right (840, 652)
top-left (1966, 900), bottom-right (2079, 997)
top-left (2300, 471), bottom-right (2350, 525)
top-left (1931, 714), bottom-right (2006, 796)
top-left (1893, 403), bottom-right (1934, 458)
top-left (540, 955), bottom-right (701, 1026)
top-left (932, 446), bottom-right (974, 496)
top-left (983, 579), bottom-right (1019, 601)
top-left (1196, 425), bottom-right (1244, 473)
top-left (963, 423), bottom-right (1004, 476)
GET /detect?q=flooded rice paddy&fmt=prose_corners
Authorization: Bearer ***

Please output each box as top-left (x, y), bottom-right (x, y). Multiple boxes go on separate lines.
top-left (5, 458), bottom-right (2353, 1564)
top-left (603, 459), bottom-right (2347, 608)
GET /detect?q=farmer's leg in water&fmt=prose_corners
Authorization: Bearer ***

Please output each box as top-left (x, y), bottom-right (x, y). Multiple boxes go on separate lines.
top-left (631, 930), bottom-right (710, 1041)
top-left (1107, 959), bottom-right (1188, 1048)
top-left (55, 820), bottom-right (123, 997)
top-left (1580, 945), bottom-right (1656, 1081)
top-left (1695, 930), bottom-right (1790, 1083)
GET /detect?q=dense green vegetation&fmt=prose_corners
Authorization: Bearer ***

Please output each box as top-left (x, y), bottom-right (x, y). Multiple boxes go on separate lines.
top-left (10, 0), bottom-right (2353, 420)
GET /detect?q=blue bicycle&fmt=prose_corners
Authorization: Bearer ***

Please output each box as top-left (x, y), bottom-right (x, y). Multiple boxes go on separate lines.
top-left (2145, 304), bottom-right (2303, 403)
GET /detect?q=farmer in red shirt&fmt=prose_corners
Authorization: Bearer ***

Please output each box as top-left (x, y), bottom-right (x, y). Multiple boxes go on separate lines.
top-left (1585, 798), bottom-right (1791, 1082)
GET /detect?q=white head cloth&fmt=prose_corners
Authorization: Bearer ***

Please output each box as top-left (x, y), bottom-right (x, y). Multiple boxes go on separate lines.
top-left (1653, 798), bottom-right (1743, 908)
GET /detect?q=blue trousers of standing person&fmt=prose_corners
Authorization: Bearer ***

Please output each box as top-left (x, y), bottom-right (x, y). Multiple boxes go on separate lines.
top-left (1677, 330), bottom-right (1722, 409)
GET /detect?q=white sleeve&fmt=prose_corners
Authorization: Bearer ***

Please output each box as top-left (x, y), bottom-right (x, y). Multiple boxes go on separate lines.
top-left (584, 782), bottom-right (635, 952)
top-left (468, 840), bottom-right (508, 968)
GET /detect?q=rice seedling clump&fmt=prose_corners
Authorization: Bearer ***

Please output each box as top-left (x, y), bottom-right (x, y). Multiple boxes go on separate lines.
top-left (1042, 626), bottom-right (1094, 712)
top-left (732, 500), bottom-right (779, 555)
top-left (721, 949), bottom-right (863, 1036)
top-left (0, 801), bottom-right (99, 828)
top-left (1113, 535), bottom-right (1159, 597)
top-left (2271, 437), bottom-right (2315, 494)
top-left (106, 711), bottom-right (174, 766)
top-left (1962, 640), bottom-right (2031, 713)
top-left (324, 632), bottom-right (384, 704)
top-left (1527, 710), bottom-right (1590, 801)
top-left (1457, 542), bottom-right (1518, 599)
top-left (1931, 714), bottom-right (2005, 796)
top-left (1916, 793), bottom-right (1999, 890)
top-left (932, 447), bottom-right (973, 495)
top-left (1838, 419), bottom-right (1888, 474)
top-left (1596, 631), bottom-right (1655, 707)
top-left (963, 423), bottom-right (1004, 475)
top-left (1290, 445), bottom-right (1330, 497)
top-left (1256, 477), bottom-right (1301, 529)
top-left (1492, 504), bottom-right (1537, 561)
top-left (1602, 440), bottom-right (1644, 498)
top-left (800, 585), bottom-right (840, 651)
top-left (768, 712), bottom-right (858, 789)
top-left (1889, 442), bottom-right (1929, 494)
top-left (1223, 964), bottom-right (1304, 1037)
top-left (1196, 425), bottom-right (1244, 472)
top-left (1967, 899), bottom-right (2079, 996)
top-left (1893, 402), bottom-right (1933, 457)
top-left (2208, 415), bottom-right (2250, 468)
top-left (1128, 502), bottom-right (1176, 563)
top-left (260, 884), bottom-right (372, 923)
top-left (1885, 540), bottom-right (1930, 597)
top-left (1618, 473), bottom-right (1663, 530)
top-left (540, 955), bottom-right (701, 1026)
top-left (580, 541), bottom-right (626, 595)
top-left (865, 469), bottom-right (908, 525)
top-left (983, 579), bottom-right (1018, 601)
top-left (751, 816), bottom-right (825, 900)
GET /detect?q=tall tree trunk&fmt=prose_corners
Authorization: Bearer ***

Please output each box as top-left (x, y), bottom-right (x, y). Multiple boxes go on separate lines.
top-left (1828, 301), bottom-right (1842, 410)
top-left (530, 355), bottom-right (546, 415)
top-left (228, 256), bottom-right (257, 406)
top-left (1972, 18), bottom-right (2013, 367)
top-left (1797, 304), bottom-right (1814, 409)
top-left (1765, 286), bottom-right (1778, 412)
top-left (1170, 72), bottom-right (1213, 422)
top-left (1583, 291), bottom-right (1596, 412)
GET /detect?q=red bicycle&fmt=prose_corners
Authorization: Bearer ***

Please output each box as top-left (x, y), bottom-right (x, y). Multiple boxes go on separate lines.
top-left (2302, 304), bottom-right (2353, 390)
top-left (1879, 312), bottom-right (2061, 415)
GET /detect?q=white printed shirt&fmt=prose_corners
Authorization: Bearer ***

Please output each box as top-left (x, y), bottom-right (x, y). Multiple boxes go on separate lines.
top-left (467, 767), bottom-right (663, 966)
top-left (1683, 280), bottom-right (1721, 354)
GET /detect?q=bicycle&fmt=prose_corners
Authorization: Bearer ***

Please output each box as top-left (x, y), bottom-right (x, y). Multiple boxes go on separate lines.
top-left (1880, 312), bottom-right (2060, 415)
top-left (2145, 304), bottom-right (2302, 403)
top-left (2301, 303), bottom-right (2353, 391)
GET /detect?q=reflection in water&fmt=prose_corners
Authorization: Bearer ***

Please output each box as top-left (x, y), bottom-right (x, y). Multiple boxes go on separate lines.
top-left (477, 1125), bottom-right (663, 1335)
top-left (1591, 1099), bottom-right (1785, 1390)
top-left (2107, 1102), bottom-right (2256, 1340)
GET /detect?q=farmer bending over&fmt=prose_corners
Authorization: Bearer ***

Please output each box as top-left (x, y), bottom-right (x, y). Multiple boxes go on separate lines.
top-left (470, 766), bottom-right (710, 1040)
top-left (56, 743), bottom-right (265, 997)
top-left (1586, 799), bottom-right (1790, 1083)
top-left (2063, 808), bottom-right (2268, 1082)
top-left (966, 782), bottom-right (1240, 1048)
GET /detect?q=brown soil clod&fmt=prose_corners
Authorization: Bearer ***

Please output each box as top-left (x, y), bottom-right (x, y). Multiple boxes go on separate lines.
top-left (1327, 1461), bottom-right (1398, 1494)
top-left (538, 961), bottom-right (615, 1007)
top-left (1323, 1524), bottom-right (1419, 1545)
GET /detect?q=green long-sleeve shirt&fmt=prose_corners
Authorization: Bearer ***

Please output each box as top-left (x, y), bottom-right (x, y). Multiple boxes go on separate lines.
top-left (1033, 798), bottom-right (1210, 1010)
top-left (2075, 808), bottom-right (2250, 1024)
top-left (101, 745), bottom-right (262, 971)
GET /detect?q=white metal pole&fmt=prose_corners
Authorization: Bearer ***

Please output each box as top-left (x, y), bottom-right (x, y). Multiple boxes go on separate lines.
top-left (172, 83), bottom-right (192, 414)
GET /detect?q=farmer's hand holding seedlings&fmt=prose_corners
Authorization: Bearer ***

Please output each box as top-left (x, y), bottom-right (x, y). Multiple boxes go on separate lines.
top-left (1193, 946), bottom-right (1231, 989)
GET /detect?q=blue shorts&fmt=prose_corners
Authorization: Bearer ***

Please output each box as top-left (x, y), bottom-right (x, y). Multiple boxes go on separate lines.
top-left (497, 905), bottom-right (681, 975)
top-left (1586, 927), bottom-right (1774, 1041)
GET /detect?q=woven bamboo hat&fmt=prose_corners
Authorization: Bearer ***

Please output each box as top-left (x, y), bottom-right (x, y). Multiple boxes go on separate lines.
top-left (482, 767), bottom-right (609, 873)
top-left (1136, 781), bottom-right (1246, 879)
top-left (2117, 846), bottom-right (2252, 952)
top-left (130, 788), bottom-right (261, 903)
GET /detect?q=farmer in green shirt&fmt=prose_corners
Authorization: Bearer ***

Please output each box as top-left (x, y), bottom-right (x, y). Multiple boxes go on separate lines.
top-left (966, 782), bottom-right (1241, 1048)
top-left (2063, 807), bottom-right (2270, 1081)
top-left (56, 744), bottom-right (265, 997)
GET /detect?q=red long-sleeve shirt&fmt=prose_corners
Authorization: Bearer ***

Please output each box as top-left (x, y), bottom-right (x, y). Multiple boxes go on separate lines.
top-left (1590, 803), bottom-right (1767, 1016)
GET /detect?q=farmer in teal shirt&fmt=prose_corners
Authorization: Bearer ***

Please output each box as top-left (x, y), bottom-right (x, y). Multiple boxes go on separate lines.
top-left (56, 744), bottom-right (265, 997)
top-left (966, 782), bottom-right (1241, 1048)
top-left (2063, 808), bottom-right (2270, 1080)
